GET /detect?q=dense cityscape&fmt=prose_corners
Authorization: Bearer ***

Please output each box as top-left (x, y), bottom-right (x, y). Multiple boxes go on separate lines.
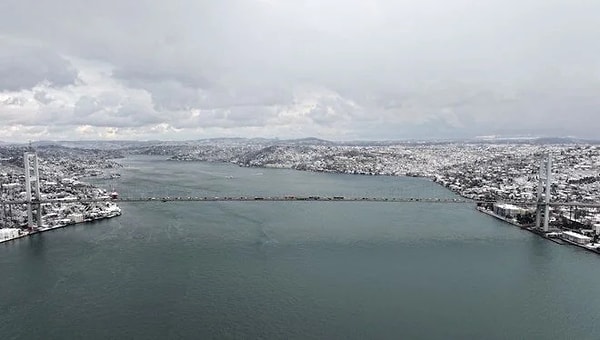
top-left (1, 139), bottom-right (600, 251)
top-left (0, 145), bottom-right (123, 241)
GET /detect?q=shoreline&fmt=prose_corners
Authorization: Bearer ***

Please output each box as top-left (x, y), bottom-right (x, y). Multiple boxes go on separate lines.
top-left (476, 207), bottom-right (529, 228)
top-left (476, 206), bottom-right (600, 255)
top-left (0, 213), bottom-right (120, 245)
top-left (223, 161), bottom-right (600, 256)
top-left (4, 157), bottom-right (596, 256)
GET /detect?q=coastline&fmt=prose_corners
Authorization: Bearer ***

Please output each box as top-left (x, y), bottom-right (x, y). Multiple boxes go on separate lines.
top-left (4, 157), bottom-right (596, 256)
top-left (228, 161), bottom-right (599, 256)
top-left (0, 211), bottom-right (121, 245)
top-left (476, 206), bottom-right (600, 255)
top-left (476, 206), bottom-right (528, 228)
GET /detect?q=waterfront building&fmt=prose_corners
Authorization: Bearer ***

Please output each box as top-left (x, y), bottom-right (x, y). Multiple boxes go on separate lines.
top-left (67, 213), bottom-right (84, 223)
top-left (493, 203), bottom-right (528, 218)
top-left (562, 231), bottom-right (592, 245)
top-left (0, 228), bottom-right (21, 241)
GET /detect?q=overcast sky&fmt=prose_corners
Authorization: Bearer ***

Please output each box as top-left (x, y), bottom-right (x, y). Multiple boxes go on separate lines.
top-left (1, 0), bottom-right (599, 141)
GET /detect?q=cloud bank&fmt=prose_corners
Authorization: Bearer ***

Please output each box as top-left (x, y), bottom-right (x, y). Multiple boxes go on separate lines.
top-left (1, 0), bottom-right (599, 141)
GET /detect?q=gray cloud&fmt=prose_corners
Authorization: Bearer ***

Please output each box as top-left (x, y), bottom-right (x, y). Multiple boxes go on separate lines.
top-left (2, 96), bottom-right (27, 106)
top-left (0, 39), bottom-right (78, 91)
top-left (1, 0), bottom-right (600, 141)
top-left (33, 91), bottom-right (55, 104)
top-left (114, 68), bottom-right (211, 89)
top-left (69, 94), bottom-right (162, 128)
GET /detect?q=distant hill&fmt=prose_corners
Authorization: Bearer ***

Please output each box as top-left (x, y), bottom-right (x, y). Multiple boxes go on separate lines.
top-left (470, 136), bottom-right (600, 145)
top-left (277, 137), bottom-right (334, 145)
top-left (530, 137), bottom-right (600, 145)
top-left (31, 140), bottom-right (157, 149)
top-left (6, 136), bottom-right (599, 151)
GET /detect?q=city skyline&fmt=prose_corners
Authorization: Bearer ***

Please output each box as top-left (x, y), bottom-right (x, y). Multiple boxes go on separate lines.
top-left (1, 0), bottom-right (599, 141)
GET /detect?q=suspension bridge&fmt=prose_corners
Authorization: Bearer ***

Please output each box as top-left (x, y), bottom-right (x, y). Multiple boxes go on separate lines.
top-left (2, 152), bottom-right (599, 233)
top-left (2, 196), bottom-right (600, 207)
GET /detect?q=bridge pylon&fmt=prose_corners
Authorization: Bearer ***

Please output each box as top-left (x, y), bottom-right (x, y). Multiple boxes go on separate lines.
top-left (24, 152), bottom-right (42, 230)
top-left (535, 154), bottom-right (552, 232)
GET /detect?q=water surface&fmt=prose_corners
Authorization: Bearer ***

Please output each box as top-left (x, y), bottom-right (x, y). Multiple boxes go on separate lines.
top-left (1, 156), bottom-right (599, 339)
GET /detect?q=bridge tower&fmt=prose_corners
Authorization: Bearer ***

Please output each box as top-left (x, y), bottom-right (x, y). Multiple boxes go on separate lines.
top-left (535, 154), bottom-right (552, 232)
top-left (24, 152), bottom-right (42, 230)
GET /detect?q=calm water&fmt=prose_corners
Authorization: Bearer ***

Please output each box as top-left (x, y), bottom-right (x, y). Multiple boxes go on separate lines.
top-left (1, 156), bottom-right (600, 339)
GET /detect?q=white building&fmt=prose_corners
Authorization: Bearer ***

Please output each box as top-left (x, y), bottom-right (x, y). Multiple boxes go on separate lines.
top-left (493, 203), bottom-right (528, 218)
top-left (0, 228), bottom-right (21, 241)
top-left (562, 231), bottom-right (592, 245)
top-left (67, 213), bottom-right (84, 223)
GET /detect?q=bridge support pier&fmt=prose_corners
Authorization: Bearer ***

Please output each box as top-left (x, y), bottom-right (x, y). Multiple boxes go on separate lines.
top-left (535, 154), bottom-right (552, 232)
top-left (24, 152), bottom-right (42, 230)
top-left (535, 160), bottom-right (543, 229)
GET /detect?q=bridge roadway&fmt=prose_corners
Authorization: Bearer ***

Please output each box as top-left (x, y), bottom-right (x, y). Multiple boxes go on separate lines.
top-left (2, 196), bottom-right (600, 208)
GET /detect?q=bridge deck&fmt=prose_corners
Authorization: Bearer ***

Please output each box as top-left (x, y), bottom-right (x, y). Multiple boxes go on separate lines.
top-left (1, 196), bottom-right (600, 208)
